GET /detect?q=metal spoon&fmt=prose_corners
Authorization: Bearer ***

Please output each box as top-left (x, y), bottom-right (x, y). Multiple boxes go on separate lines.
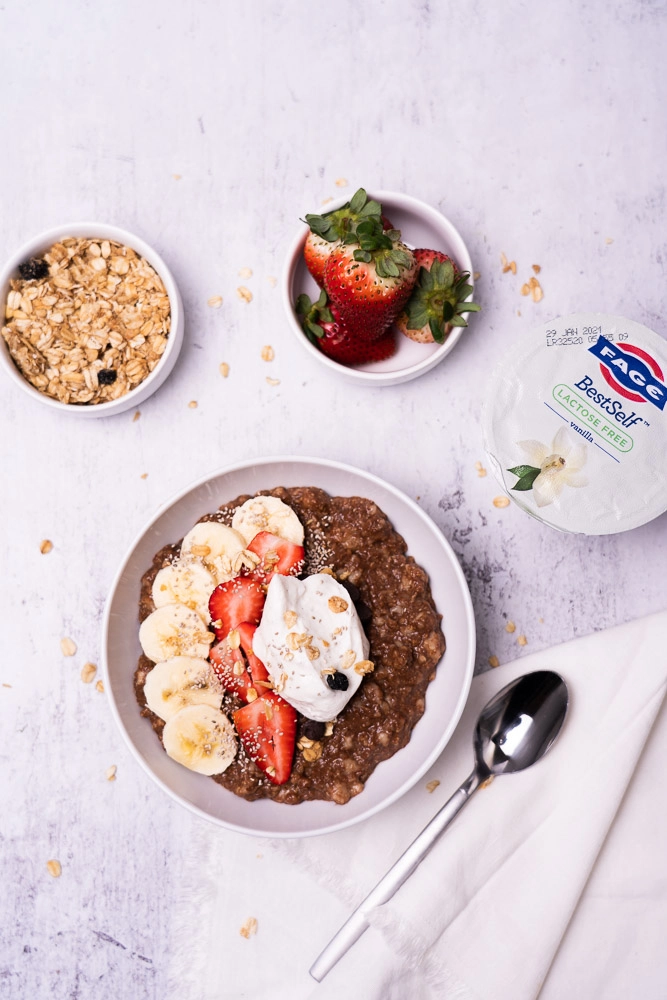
top-left (310, 669), bottom-right (569, 982)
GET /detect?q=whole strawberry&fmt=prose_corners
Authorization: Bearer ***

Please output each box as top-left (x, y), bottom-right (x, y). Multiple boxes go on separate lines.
top-left (303, 188), bottom-right (383, 286)
top-left (396, 249), bottom-right (480, 343)
top-left (295, 290), bottom-right (397, 366)
top-left (324, 218), bottom-right (418, 341)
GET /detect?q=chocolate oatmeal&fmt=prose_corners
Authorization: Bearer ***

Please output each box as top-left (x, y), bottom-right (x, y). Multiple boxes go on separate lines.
top-left (135, 486), bottom-right (445, 805)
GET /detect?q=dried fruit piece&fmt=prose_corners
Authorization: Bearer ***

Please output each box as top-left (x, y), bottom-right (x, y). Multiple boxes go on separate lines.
top-left (19, 258), bottom-right (49, 281)
top-left (326, 670), bottom-right (349, 691)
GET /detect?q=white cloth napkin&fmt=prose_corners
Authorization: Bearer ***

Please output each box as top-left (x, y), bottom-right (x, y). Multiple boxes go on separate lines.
top-left (168, 612), bottom-right (667, 1000)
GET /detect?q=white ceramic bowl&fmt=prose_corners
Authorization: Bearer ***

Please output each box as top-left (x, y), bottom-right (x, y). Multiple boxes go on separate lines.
top-left (282, 190), bottom-right (475, 387)
top-left (0, 222), bottom-right (184, 417)
top-left (102, 457), bottom-right (476, 838)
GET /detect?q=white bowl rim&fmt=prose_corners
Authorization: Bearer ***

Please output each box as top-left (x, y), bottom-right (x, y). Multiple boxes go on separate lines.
top-left (282, 189), bottom-right (474, 385)
top-left (0, 221), bottom-right (183, 414)
top-left (102, 455), bottom-right (476, 838)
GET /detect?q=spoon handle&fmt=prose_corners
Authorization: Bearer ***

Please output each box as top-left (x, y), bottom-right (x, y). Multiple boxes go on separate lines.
top-left (309, 769), bottom-right (481, 982)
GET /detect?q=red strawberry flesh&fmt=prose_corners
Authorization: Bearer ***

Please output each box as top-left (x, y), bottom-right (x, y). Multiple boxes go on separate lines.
top-left (208, 576), bottom-right (265, 640)
top-left (209, 621), bottom-right (269, 701)
top-left (323, 221), bottom-right (418, 341)
top-left (233, 690), bottom-right (297, 785)
top-left (247, 531), bottom-right (304, 583)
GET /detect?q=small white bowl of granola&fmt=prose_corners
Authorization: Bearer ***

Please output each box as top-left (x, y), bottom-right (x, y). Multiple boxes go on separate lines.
top-left (0, 222), bottom-right (184, 417)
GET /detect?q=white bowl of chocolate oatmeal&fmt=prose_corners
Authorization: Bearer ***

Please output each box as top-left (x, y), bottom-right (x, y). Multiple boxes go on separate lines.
top-left (282, 190), bottom-right (476, 387)
top-left (0, 222), bottom-right (184, 417)
top-left (103, 457), bottom-right (475, 838)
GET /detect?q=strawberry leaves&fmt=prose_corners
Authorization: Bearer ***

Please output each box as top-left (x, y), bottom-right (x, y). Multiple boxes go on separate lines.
top-left (304, 188), bottom-right (382, 243)
top-left (404, 255), bottom-right (480, 343)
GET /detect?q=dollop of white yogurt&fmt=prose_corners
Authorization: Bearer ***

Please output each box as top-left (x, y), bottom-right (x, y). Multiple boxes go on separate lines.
top-left (252, 573), bottom-right (370, 722)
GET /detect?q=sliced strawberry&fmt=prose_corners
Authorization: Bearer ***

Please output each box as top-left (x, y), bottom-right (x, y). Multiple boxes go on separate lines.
top-left (208, 576), bottom-right (265, 640)
top-left (209, 622), bottom-right (270, 701)
top-left (233, 690), bottom-right (297, 785)
top-left (247, 531), bottom-right (305, 583)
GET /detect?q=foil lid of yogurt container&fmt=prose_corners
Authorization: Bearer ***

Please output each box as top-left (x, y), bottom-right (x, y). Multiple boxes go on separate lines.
top-left (483, 313), bottom-right (667, 534)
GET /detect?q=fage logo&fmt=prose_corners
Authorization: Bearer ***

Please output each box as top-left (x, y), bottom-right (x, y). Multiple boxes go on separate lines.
top-left (588, 336), bottom-right (666, 411)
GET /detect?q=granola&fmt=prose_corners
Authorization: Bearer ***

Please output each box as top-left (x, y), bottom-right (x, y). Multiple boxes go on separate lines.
top-left (2, 237), bottom-right (170, 405)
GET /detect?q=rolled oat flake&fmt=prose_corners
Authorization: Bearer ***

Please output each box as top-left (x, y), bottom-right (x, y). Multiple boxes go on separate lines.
top-left (483, 313), bottom-right (667, 534)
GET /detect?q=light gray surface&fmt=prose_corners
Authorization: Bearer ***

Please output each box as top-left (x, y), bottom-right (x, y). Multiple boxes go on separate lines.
top-left (1, 1), bottom-right (666, 997)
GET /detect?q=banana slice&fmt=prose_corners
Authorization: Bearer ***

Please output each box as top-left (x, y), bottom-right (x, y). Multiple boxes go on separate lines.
top-left (139, 604), bottom-right (214, 663)
top-left (152, 559), bottom-right (216, 621)
top-left (180, 522), bottom-right (256, 584)
top-left (162, 704), bottom-right (237, 775)
top-left (232, 496), bottom-right (304, 546)
top-left (143, 656), bottom-right (222, 722)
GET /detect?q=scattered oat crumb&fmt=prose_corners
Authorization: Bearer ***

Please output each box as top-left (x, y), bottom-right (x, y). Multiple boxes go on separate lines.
top-left (140, 473), bottom-right (148, 480)
top-left (261, 345), bottom-right (274, 362)
top-left (81, 662), bottom-right (97, 684)
top-left (240, 917), bottom-right (258, 939)
top-left (95, 679), bottom-right (105, 693)
top-left (207, 295), bottom-right (223, 309)
top-left (267, 276), bottom-right (277, 287)
top-left (238, 267), bottom-right (253, 279)
top-left (265, 376), bottom-right (280, 386)
top-left (40, 539), bottom-right (53, 554)
top-left (132, 410), bottom-right (141, 422)
top-left (501, 252), bottom-right (517, 274)
top-left (2, 682), bottom-right (12, 688)
top-left (237, 286), bottom-right (253, 303)
top-left (517, 635), bottom-right (528, 646)
top-left (60, 637), bottom-right (77, 657)
top-left (505, 621), bottom-right (516, 634)
top-left (426, 779), bottom-right (440, 793)
top-left (219, 362), bottom-right (230, 378)
top-left (488, 655), bottom-right (500, 668)
top-left (479, 775), bottom-right (495, 790)
top-left (106, 765), bottom-right (117, 782)
top-left (605, 237), bottom-right (614, 245)
top-left (173, 174), bottom-right (182, 180)
top-left (334, 178), bottom-right (348, 187)
top-left (493, 496), bottom-right (510, 509)
top-left (46, 859), bottom-right (62, 878)
top-left (188, 400), bottom-right (198, 409)
top-left (528, 275), bottom-right (543, 302)
top-left (473, 271), bottom-right (481, 280)
top-left (532, 264), bottom-right (541, 274)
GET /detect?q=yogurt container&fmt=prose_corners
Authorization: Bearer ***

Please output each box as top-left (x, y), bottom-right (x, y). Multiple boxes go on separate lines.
top-left (484, 313), bottom-right (667, 534)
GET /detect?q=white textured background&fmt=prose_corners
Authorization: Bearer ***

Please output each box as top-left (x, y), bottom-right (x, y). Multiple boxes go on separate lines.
top-left (1, 1), bottom-right (666, 996)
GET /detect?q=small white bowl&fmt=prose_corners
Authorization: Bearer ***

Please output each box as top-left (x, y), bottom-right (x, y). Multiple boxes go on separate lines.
top-left (282, 190), bottom-right (475, 387)
top-left (0, 222), bottom-right (184, 417)
top-left (102, 456), bottom-right (476, 838)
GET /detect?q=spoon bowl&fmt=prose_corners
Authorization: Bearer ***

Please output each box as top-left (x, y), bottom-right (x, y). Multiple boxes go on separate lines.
top-left (476, 670), bottom-right (569, 777)
top-left (310, 670), bottom-right (569, 981)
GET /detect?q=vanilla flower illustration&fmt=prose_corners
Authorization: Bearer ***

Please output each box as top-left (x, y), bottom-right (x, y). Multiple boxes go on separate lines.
top-left (507, 426), bottom-right (588, 508)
